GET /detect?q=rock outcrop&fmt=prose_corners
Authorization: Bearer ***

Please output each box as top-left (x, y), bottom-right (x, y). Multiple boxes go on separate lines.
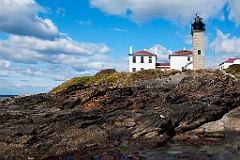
top-left (0, 70), bottom-right (239, 159)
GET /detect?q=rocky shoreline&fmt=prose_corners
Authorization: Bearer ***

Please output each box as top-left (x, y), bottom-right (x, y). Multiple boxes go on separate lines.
top-left (0, 70), bottom-right (239, 159)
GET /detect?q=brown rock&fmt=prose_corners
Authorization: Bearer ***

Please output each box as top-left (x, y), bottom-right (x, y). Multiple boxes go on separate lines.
top-left (122, 118), bottom-right (136, 127)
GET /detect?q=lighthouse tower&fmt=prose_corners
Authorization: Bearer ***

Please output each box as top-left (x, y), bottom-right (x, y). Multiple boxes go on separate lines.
top-left (191, 14), bottom-right (205, 70)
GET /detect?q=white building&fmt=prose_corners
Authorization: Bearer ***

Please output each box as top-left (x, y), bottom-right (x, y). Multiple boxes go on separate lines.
top-left (129, 47), bottom-right (157, 72)
top-left (169, 49), bottom-right (193, 71)
top-left (219, 58), bottom-right (240, 70)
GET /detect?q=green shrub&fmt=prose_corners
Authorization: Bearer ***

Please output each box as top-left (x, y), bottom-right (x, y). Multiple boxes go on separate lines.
top-left (204, 131), bottom-right (225, 138)
top-left (104, 75), bottom-right (118, 83)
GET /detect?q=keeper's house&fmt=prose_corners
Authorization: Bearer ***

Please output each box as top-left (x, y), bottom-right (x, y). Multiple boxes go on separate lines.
top-left (128, 46), bottom-right (157, 72)
top-left (169, 49), bottom-right (193, 71)
top-left (219, 58), bottom-right (240, 70)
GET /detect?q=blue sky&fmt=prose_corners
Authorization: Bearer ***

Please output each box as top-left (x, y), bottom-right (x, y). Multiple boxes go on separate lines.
top-left (0, 0), bottom-right (240, 95)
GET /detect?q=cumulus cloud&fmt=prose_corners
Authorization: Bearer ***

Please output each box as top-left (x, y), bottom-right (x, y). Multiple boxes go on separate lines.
top-left (90, 0), bottom-right (228, 24)
top-left (0, 60), bottom-right (11, 68)
top-left (0, 35), bottom-right (110, 64)
top-left (210, 29), bottom-right (240, 66)
top-left (227, 0), bottom-right (240, 25)
top-left (149, 44), bottom-right (172, 62)
top-left (0, 33), bottom-right (125, 91)
top-left (210, 29), bottom-right (240, 56)
top-left (0, 0), bottom-right (59, 39)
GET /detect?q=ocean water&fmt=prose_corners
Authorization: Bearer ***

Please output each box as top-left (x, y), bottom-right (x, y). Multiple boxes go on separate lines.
top-left (87, 140), bottom-right (240, 160)
top-left (0, 95), bottom-right (18, 99)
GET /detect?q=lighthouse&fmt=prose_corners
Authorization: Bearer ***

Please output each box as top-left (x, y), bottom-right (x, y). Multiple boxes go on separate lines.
top-left (191, 14), bottom-right (205, 70)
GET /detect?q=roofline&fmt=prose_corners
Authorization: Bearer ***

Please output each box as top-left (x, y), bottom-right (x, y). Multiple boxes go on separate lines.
top-left (129, 53), bottom-right (157, 56)
top-left (169, 54), bottom-right (192, 57)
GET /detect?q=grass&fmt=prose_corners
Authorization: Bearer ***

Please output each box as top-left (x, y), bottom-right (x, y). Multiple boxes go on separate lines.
top-left (204, 131), bottom-right (225, 138)
top-left (49, 69), bottom-right (165, 95)
top-left (49, 77), bottom-right (90, 95)
top-left (49, 67), bottom-right (238, 95)
top-left (226, 64), bottom-right (240, 78)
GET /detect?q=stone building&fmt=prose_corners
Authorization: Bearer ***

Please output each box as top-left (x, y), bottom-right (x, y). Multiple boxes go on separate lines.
top-left (191, 14), bottom-right (206, 70)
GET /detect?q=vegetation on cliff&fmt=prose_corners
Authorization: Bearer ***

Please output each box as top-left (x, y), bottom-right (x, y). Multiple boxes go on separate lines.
top-left (49, 69), bottom-right (180, 95)
top-left (49, 66), bottom-right (240, 96)
top-left (226, 64), bottom-right (240, 78)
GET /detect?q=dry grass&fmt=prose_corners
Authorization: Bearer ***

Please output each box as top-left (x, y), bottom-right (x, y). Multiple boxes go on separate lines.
top-left (226, 64), bottom-right (240, 78)
top-left (49, 69), bottom-right (164, 95)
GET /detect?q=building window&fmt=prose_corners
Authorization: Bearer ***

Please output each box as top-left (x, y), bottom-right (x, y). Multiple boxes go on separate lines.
top-left (198, 50), bottom-right (201, 55)
top-left (132, 68), bottom-right (136, 72)
top-left (141, 56), bottom-right (144, 63)
top-left (187, 56), bottom-right (191, 61)
top-left (141, 68), bottom-right (144, 71)
top-left (149, 56), bottom-right (152, 63)
top-left (182, 67), bottom-right (185, 72)
top-left (133, 56), bottom-right (136, 63)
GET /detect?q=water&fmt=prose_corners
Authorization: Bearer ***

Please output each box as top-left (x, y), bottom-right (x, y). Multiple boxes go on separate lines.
top-left (138, 141), bottom-right (240, 160)
top-left (0, 95), bottom-right (18, 99)
top-left (80, 137), bottom-right (240, 160)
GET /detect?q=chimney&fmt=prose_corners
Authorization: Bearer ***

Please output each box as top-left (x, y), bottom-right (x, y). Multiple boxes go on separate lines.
top-left (144, 49), bottom-right (146, 51)
top-left (130, 45), bottom-right (133, 54)
top-left (183, 47), bottom-right (186, 50)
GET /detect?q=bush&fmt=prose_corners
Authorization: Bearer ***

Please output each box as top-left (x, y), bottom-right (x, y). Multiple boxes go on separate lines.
top-left (226, 64), bottom-right (240, 76)
top-left (133, 69), bottom-right (163, 79)
top-left (168, 69), bottom-right (181, 75)
top-left (95, 69), bottom-right (117, 77)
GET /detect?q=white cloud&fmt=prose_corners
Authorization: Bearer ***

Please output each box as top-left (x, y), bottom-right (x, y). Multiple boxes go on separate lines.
top-left (0, 60), bottom-right (11, 68)
top-left (220, 14), bottom-right (225, 21)
top-left (56, 7), bottom-right (66, 17)
top-left (0, 35), bottom-right (110, 64)
top-left (210, 29), bottom-right (240, 66)
top-left (0, 34), bottom-right (124, 93)
top-left (210, 29), bottom-right (240, 56)
top-left (113, 28), bottom-right (128, 32)
top-left (90, 0), bottom-right (228, 24)
top-left (0, 0), bottom-right (59, 39)
top-left (77, 19), bottom-right (92, 25)
top-left (227, 0), bottom-right (240, 25)
top-left (149, 44), bottom-right (172, 62)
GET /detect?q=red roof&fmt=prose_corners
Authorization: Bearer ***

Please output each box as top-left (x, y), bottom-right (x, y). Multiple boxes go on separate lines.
top-left (171, 50), bottom-right (192, 56)
top-left (224, 58), bottom-right (240, 63)
top-left (133, 50), bottom-right (156, 56)
top-left (156, 63), bottom-right (170, 69)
